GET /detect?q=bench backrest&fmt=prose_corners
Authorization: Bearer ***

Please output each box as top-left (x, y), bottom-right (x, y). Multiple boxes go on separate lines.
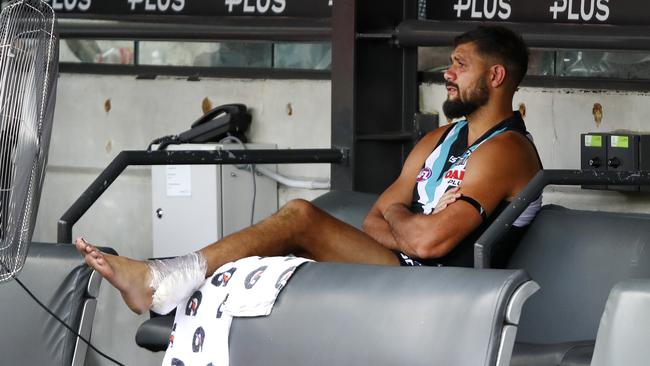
top-left (591, 279), bottom-right (650, 366)
top-left (508, 205), bottom-right (650, 344)
top-left (230, 263), bottom-right (532, 366)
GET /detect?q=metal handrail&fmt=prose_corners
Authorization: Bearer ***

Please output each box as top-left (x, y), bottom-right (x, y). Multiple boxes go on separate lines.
top-left (57, 148), bottom-right (345, 243)
top-left (474, 169), bottom-right (650, 269)
top-left (58, 17), bottom-right (331, 41)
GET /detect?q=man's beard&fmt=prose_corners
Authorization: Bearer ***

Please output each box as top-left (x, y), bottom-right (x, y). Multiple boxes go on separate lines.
top-left (442, 76), bottom-right (489, 120)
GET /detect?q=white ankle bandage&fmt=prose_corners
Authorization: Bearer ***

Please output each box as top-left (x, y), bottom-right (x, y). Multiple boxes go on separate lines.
top-left (148, 252), bottom-right (208, 314)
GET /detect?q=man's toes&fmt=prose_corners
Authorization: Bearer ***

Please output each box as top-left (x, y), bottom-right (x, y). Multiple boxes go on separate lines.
top-left (77, 238), bottom-right (97, 253)
top-left (75, 238), bottom-right (86, 253)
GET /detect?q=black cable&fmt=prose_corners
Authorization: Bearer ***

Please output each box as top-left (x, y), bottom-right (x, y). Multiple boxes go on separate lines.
top-left (1, 260), bottom-right (125, 366)
top-left (147, 134), bottom-right (180, 151)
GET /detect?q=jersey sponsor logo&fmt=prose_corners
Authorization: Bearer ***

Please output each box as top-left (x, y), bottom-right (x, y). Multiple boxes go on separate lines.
top-left (185, 291), bottom-right (203, 316)
top-left (449, 152), bottom-right (470, 166)
top-left (212, 267), bottom-right (237, 287)
top-left (416, 167), bottom-right (433, 182)
top-left (444, 169), bottom-right (465, 181)
top-left (275, 266), bottom-right (297, 290)
top-left (171, 358), bottom-right (185, 366)
top-left (191, 327), bottom-right (206, 352)
top-left (244, 266), bottom-right (268, 289)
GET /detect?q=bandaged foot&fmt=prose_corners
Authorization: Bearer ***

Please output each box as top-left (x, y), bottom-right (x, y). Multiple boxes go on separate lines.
top-left (148, 252), bottom-right (208, 314)
top-left (75, 238), bottom-right (208, 315)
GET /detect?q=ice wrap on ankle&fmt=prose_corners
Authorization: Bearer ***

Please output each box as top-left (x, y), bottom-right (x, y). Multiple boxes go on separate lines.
top-left (148, 252), bottom-right (208, 314)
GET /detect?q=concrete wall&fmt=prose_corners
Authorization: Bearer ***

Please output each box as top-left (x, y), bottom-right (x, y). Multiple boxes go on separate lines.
top-left (33, 73), bottom-right (331, 366)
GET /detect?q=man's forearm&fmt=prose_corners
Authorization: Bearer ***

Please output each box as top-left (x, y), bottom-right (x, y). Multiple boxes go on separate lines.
top-left (384, 203), bottom-right (420, 255)
top-left (363, 212), bottom-right (401, 251)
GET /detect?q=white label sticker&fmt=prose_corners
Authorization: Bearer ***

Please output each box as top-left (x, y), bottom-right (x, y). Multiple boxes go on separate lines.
top-left (166, 165), bottom-right (191, 196)
top-left (610, 135), bottom-right (629, 148)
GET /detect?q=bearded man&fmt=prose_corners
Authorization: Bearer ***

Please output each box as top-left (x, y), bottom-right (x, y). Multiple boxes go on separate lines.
top-left (77, 25), bottom-right (542, 315)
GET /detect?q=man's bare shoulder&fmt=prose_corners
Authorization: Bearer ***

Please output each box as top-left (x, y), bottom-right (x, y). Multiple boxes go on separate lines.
top-left (417, 123), bottom-right (455, 149)
top-left (464, 131), bottom-right (541, 199)
top-left (399, 123), bottom-right (456, 181)
top-left (476, 131), bottom-right (539, 168)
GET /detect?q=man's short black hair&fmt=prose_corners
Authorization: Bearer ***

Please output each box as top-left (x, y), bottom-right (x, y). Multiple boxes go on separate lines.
top-left (454, 26), bottom-right (529, 88)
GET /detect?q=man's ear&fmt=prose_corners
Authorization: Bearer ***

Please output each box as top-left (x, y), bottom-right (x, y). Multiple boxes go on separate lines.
top-left (489, 64), bottom-right (507, 88)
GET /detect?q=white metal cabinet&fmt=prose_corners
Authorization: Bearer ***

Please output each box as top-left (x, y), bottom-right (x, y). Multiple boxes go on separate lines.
top-left (152, 143), bottom-right (278, 257)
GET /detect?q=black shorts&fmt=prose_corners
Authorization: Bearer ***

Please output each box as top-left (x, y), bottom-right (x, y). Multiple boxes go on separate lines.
top-left (394, 251), bottom-right (423, 266)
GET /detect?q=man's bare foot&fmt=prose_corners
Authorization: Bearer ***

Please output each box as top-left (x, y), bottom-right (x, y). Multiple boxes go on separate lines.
top-left (75, 237), bottom-right (153, 314)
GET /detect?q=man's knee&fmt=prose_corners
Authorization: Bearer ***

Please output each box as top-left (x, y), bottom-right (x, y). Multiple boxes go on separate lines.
top-left (280, 199), bottom-right (319, 222)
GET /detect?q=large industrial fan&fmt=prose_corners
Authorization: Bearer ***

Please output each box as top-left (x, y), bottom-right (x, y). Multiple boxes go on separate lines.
top-left (0, 0), bottom-right (57, 283)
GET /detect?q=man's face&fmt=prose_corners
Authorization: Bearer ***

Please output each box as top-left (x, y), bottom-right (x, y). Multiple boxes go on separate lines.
top-left (442, 42), bottom-right (490, 120)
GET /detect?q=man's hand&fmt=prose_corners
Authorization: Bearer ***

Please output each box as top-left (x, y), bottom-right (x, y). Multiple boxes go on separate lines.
top-left (433, 187), bottom-right (461, 214)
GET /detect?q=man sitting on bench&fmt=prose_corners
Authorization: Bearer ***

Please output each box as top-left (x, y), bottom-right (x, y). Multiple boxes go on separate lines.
top-left (76, 25), bottom-right (542, 315)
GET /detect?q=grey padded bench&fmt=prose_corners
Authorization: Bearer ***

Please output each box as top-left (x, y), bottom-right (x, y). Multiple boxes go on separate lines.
top-left (309, 193), bottom-right (650, 366)
top-left (137, 191), bottom-right (650, 366)
top-left (228, 264), bottom-right (537, 366)
top-left (140, 263), bottom-right (537, 366)
top-left (508, 205), bottom-right (650, 366)
top-left (137, 191), bottom-right (539, 365)
top-left (0, 242), bottom-right (113, 366)
top-left (590, 279), bottom-right (650, 366)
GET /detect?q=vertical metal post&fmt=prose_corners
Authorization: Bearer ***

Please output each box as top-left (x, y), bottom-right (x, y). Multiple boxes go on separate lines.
top-left (331, 0), bottom-right (419, 193)
top-left (401, 0), bottom-right (420, 156)
top-left (330, 0), bottom-right (357, 191)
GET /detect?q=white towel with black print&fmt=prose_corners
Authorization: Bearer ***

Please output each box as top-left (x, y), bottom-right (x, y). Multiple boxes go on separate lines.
top-left (161, 256), bottom-right (312, 366)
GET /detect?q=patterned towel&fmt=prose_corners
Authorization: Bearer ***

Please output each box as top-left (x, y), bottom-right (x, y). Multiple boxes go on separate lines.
top-left (161, 256), bottom-right (312, 366)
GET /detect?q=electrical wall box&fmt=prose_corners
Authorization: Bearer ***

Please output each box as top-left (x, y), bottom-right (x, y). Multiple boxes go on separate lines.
top-left (151, 143), bottom-right (278, 258)
top-left (581, 132), bottom-right (648, 192)
top-left (607, 134), bottom-right (639, 192)
top-left (580, 133), bottom-right (607, 190)
top-left (640, 135), bottom-right (650, 192)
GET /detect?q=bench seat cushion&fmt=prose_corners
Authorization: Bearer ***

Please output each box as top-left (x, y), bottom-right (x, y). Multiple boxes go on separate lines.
top-left (510, 342), bottom-right (593, 366)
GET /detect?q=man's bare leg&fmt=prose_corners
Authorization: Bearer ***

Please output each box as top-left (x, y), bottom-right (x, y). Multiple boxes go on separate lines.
top-left (76, 199), bottom-right (399, 314)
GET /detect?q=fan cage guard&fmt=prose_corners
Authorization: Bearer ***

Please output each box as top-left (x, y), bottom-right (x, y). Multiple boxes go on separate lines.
top-left (0, 0), bottom-right (57, 283)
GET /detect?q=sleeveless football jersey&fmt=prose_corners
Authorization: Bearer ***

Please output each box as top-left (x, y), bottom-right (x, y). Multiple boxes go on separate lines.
top-left (412, 111), bottom-right (541, 227)
top-left (402, 112), bottom-right (542, 267)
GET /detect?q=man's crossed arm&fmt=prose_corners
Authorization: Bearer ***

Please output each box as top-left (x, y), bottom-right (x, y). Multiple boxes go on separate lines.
top-left (362, 128), bottom-right (540, 261)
